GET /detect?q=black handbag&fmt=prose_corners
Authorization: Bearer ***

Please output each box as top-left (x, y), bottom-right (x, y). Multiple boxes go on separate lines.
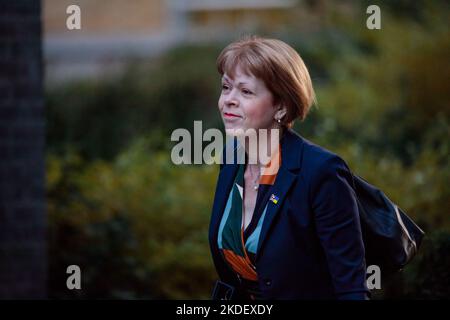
top-left (351, 174), bottom-right (425, 273)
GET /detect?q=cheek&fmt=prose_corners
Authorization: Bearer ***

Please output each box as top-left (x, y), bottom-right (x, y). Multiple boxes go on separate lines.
top-left (218, 95), bottom-right (224, 110)
top-left (245, 99), bottom-right (274, 122)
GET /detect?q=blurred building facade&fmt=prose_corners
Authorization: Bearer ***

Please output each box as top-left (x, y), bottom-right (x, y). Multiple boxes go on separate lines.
top-left (43, 0), bottom-right (299, 83)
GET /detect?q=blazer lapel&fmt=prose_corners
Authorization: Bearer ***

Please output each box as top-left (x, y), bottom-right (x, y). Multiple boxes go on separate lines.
top-left (255, 166), bottom-right (296, 261)
top-left (255, 129), bottom-right (304, 262)
top-left (209, 161), bottom-right (239, 244)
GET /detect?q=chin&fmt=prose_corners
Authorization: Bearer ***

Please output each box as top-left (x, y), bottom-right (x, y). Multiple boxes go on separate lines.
top-left (227, 126), bottom-right (249, 135)
top-left (223, 122), bottom-right (243, 133)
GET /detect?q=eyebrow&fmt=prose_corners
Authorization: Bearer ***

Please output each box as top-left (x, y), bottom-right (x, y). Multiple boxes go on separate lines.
top-left (222, 76), bottom-right (249, 86)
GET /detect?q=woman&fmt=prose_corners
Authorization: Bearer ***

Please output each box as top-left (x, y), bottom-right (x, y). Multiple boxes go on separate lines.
top-left (208, 36), bottom-right (369, 300)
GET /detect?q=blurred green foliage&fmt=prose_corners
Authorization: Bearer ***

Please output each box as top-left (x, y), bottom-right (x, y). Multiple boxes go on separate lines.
top-left (47, 139), bottom-right (219, 298)
top-left (46, 2), bottom-right (449, 299)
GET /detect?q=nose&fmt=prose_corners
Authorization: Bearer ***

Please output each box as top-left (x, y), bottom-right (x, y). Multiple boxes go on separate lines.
top-left (224, 89), bottom-right (239, 108)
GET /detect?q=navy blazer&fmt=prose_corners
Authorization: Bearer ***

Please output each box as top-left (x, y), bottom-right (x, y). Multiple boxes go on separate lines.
top-left (208, 128), bottom-right (369, 300)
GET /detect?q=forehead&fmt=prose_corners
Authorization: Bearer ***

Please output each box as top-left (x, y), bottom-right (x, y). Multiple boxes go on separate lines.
top-left (222, 65), bottom-right (261, 85)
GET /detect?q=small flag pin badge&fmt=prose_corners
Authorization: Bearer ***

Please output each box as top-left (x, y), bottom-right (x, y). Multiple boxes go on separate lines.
top-left (269, 194), bottom-right (279, 204)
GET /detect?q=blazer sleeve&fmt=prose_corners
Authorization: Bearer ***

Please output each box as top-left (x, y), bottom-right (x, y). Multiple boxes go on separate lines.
top-left (310, 155), bottom-right (369, 300)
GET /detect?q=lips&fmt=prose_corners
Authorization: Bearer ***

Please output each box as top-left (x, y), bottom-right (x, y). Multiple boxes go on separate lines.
top-left (224, 112), bottom-right (241, 118)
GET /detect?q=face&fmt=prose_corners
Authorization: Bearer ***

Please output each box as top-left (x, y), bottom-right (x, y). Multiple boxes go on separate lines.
top-left (218, 65), bottom-right (284, 134)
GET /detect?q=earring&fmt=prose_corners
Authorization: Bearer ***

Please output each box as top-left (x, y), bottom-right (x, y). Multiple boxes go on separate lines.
top-left (277, 119), bottom-right (281, 124)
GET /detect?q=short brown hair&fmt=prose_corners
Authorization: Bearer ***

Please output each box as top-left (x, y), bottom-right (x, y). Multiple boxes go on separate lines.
top-left (217, 35), bottom-right (316, 128)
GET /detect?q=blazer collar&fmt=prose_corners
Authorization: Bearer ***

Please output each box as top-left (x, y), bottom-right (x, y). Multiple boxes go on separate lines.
top-left (209, 129), bottom-right (306, 261)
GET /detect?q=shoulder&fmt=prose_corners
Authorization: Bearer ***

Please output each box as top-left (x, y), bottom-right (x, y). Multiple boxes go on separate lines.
top-left (296, 138), bottom-right (355, 205)
top-left (283, 134), bottom-right (354, 207)
top-left (303, 140), bottom-right (348, 173)
top-left (291, 135), bottom-right (359, 220)
top-left (285, 129), bottom-right (350, 180)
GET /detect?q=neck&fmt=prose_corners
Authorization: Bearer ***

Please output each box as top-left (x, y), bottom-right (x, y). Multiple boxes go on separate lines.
top-left (242, 127), bottom-right (284, 167)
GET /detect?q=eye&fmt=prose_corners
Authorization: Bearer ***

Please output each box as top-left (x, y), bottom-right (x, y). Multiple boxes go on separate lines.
top-left (222, 84), bottom-right (230, 91)
top-left (242, 88), bottom-right (253, 95)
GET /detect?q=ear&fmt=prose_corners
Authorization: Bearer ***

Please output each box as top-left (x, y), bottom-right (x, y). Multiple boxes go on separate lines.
top-left (275, 105), bottom-right (287, 120)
